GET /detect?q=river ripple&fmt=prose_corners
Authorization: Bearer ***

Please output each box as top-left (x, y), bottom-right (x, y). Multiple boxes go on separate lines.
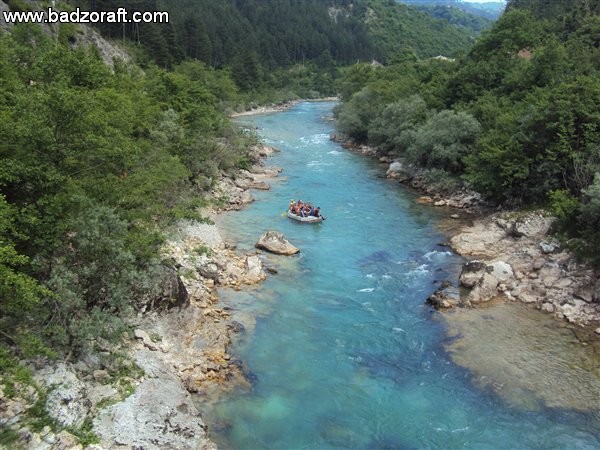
top-left (204, 101), bottom-right (600, 449)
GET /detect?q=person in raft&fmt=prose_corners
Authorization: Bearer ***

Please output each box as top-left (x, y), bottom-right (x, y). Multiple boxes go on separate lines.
top-left (289, 200), bottom-right (321, 218)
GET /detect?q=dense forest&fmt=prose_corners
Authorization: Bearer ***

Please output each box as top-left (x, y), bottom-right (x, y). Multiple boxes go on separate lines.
top-left (400, 0), bottom-right (506, 20)
top-left (69, 0), bottom-right (478, 94)
top-left (0, 0), bottom-right (485, 383)
top-left (410, 3), bottom-right (493, 35)
top-left (4, 0), bottom-right (600, 444)
top-left (335, 0), bottom-right (600, 262)
top-left (0, 20), bottom-right (257, 425)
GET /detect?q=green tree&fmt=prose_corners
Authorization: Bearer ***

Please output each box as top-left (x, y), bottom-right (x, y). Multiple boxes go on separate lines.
top-left (335, 86), bottom-right (386, 142)
top-left (368, 95), bottom-right (429, 155)
top-left (0, 195), bottom-right (49, 354)
top-left (231, 50), bottom-right (264, 91)
top-left (407, 109), bottom-right (481, 173)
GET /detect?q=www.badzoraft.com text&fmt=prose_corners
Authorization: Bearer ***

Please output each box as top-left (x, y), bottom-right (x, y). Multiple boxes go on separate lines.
top-left (3, 7), bottom-right (169, 24)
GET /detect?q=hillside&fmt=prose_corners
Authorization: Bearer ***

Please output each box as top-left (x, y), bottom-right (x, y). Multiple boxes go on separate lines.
top-left (410, 4), bottom-right (493, 34)
top-left (72, 0), bottom-right (477, 73)
top-left (358, 0), bottom-right (478, 61)
top-left (400, 0), bottom-right (506, 20)
top-left (335, 0), bottom-right (600, 261)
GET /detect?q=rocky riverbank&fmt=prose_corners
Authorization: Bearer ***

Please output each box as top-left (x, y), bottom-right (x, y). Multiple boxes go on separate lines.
top-left (230, 101), bottom-right (299, 117)
top-left (333, 134), bottom-right (600, 410)
top-left (0, 143), bottom-right (285, 450)
top-left (330, 134), bottom-right (486, 213)
top-left (231, 97), bottom-right (339, 118)
top-left (331, 134), bottom-right (600, 331)
top-left (430, 211), bottom-right (600, 328)
top-left (431, 210), bottom-right (600, 411)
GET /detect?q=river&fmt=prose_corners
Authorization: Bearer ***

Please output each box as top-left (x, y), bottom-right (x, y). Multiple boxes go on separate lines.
top-left (205, 101), bottom-right (600, 449)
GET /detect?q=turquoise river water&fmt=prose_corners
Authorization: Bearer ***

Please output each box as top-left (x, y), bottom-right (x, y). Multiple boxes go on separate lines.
top-left (205, 102), bottom-right (600, 449)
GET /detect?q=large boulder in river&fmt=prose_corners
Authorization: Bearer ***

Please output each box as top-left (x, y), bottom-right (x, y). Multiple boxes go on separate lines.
top-left (255, 231), bottom-right (299, 255)
top-left (459, 260), bottom-right (487, 288)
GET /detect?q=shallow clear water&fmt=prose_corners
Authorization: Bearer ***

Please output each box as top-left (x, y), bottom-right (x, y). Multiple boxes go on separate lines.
top-left (206, 102), bottom-right (600, 449)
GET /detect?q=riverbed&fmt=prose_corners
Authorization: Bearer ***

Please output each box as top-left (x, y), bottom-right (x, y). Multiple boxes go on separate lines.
top-left (204, 101), bottom-right (600, 449)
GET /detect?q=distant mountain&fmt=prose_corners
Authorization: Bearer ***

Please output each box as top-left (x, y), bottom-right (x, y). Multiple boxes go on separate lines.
top-left (413, 4), bottom-right (493, 34)
top-left (506, 0), bottom-right (600, 21)
top-left (360, 0), bottom-right (477, 61)
top-left (399, 1), bottom-right (506, 20)
top-left (76, 0), bottom-right (478, 68)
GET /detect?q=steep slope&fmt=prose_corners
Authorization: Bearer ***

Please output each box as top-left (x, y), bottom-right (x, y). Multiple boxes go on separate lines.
top-left (400, 0), bottom-right (506, 20)
top-left (335, 0), bottom-right (600, 260)
top-left (72, 0), bottom-right (477, 69)
top-left (409, 4), bottom-right (493, 34)
top-left (361, 0), bottom-right (477, 60)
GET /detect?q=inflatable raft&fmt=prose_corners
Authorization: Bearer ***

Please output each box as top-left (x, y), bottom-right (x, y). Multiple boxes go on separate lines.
top-left (286, 210), bottom-right (324, 223)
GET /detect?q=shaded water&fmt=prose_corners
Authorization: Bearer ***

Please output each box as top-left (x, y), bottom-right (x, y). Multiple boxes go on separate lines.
top-left (205, 102), bottom-right (600, 449)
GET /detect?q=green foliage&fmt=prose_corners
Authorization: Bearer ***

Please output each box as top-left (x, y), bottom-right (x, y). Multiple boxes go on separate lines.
top-left (361, 0), bottom-right (476, 62)
top-left (42, 196), bottom-right (156, 352)
top-left (415, 4), bottom-right (493, 35)
top-left (7, 0), bottom-right (31, 12)
top-left (368, 95), bottom-right (429, 155)
top-left (336, 86), bottom-right (386, 142)
top-left (334, 57), bottom-right (456, 145)
top-left (0, 426), bottom-right (20, 448)
top-left (66, 417), bottom-right (100, 447)
top-left (421, 168), bottom-right (462, 193)
top-left (334, 0), bottom-right (600, 261)
top-left (58, 23), bottom-right (79, 46)
top-left (0, 346), bottom-right (35, 396)
top-left (549, 189), bottom-right (579, 221)
top-left (0, 22), bottom-right (257, 360)
top-left (407, 110), bottom-right (481, 173)
top-left (193, 245), bottom-right (213, 257)
top-left (0, 195), bottom-right (52, 353)
top-left (580, 173), bottom-right (600, 228)
top-left (74, 0), bottom-right (476, 99)
top-left (27, 388), bottom-right (54, 433)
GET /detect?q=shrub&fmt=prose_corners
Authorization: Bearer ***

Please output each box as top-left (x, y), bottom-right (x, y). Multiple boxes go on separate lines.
top-left (407, 110), bottom-right (481, 173)
top-left (368, 95), bottom-right (429, 155)
top-left (421, 168), bottom-right (462, 194)
top-left (580, 173), bottom-right (600, 227)
top-left (549, 189), bottom-right (579, 221)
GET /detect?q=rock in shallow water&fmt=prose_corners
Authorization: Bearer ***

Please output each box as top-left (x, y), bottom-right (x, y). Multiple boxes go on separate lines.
top-left (255, 231), bottom-right (299, 255)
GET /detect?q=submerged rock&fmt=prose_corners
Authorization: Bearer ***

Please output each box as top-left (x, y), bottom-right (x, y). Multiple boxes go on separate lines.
top-left (427, 284), bottom-right (459, 309)
top-left (458, 260), bottom-right (515, 305)
top-left (443, 303), bottom-right (600, 411)
top-left (244, 254), bottom-right (266, 283)
top-left (255, 231), bottom-right (300, 255)
top-left (488, 260), bottom-right (514, 281)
